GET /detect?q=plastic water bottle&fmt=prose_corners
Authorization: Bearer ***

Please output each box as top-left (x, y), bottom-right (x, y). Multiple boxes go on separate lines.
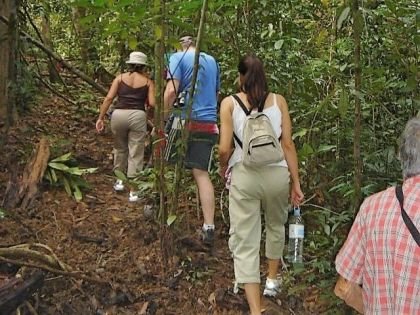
top-left (287, 206), bottom-right (304, 263)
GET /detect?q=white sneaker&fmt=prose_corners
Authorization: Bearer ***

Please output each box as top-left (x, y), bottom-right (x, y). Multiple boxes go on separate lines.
top-left (128, 191), bottom-right (140, 202)
top-left (113, 179), bottom-right (124, 192)
top-left (263, 278), bottom-right (281, 297)
top-left (233, 281), bottom-right (244, 294)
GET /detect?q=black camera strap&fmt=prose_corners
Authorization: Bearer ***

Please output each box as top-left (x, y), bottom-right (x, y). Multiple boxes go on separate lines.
top-left (165, 42), bottom-right (192, 98)
top-left (395, 185), bottom-right (420, 247)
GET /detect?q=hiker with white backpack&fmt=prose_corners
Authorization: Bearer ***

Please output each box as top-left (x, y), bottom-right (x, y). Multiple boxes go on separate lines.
top-left (218, 54), bottom-right (304, 315)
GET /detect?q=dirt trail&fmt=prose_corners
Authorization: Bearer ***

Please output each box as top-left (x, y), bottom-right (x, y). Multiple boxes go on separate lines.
top-left (0, 92), bottom-right (313, 314)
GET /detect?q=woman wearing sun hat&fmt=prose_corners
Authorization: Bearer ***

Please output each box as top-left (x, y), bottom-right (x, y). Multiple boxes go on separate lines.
top-left (96, 51), bottom-right (155, 201)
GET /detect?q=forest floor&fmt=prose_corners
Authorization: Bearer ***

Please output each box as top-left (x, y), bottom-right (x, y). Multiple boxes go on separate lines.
top-left (0, 90), bottom-right (334, 315)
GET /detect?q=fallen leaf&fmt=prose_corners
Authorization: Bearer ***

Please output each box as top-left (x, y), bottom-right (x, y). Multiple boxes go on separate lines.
top-left (197, 298), bottom-right (205, 307)
top-left (111, 215), bottom-right (123, 223)
top-left (139, 301), bottom-right (148, 314)
top-left (208, 292), bottom-right (216, 307)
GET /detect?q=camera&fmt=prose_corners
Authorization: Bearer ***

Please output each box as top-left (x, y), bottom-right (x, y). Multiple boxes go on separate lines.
top-left (174, 91), bottom-right (186, 108)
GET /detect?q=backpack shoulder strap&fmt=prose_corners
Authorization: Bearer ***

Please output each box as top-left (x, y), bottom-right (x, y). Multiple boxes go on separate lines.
top-left (231, 95), bottom-right (248, 149)
top-left (233, 133), bottom-right (243, 149)
top-left (232, 94), bottom-right (251, 116)
top-left (396, 186), bottom-right (420, 247)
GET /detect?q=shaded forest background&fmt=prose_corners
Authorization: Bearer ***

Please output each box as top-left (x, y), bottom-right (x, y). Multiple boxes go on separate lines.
top-left (0, 0), bottom-right (419, 314)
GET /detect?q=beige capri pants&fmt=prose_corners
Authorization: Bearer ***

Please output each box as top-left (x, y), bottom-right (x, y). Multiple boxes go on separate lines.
top-left (228, 163), bottom-right (289, 284)
top-left (110, 109), bottom-right (147, 178)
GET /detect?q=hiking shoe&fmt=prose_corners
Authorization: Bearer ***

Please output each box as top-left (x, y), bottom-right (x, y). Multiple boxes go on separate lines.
top-left (263, 278), bottom-right (281, 297)
top-left (113, 179), bottom-right (124, 192)
top-left (128, 191), bottom-right (140, 202)
top-left (233, 281), bottom-right (244, 294)
top-left (202, 228), bottom-right (215, 246)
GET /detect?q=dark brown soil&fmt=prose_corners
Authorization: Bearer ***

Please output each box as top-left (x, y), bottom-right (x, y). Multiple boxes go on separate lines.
top-left (0, 92), bottom-right (326, 314)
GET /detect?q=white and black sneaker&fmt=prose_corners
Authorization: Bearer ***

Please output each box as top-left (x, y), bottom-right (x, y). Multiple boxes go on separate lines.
top-left (113, 179), bottom-right (124, 192)
top-left (128, 191), bottom-right (140, 202)
top-left (263, 278), bottom-right (281, 297)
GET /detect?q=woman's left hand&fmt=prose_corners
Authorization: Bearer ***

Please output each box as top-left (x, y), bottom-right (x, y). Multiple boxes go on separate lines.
top-left (291, 182), bottom-right (304, 206)
top-left (219, 165), bottom-right (228, 179)
top-left (96, 119), bottom-right (104, 133)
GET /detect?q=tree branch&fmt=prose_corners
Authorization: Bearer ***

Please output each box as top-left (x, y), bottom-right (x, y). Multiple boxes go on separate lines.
top-left (0, 15), bottom-right (108, 96)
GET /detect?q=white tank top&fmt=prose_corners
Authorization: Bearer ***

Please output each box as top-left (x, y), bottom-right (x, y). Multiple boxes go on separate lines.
top-left (228, 93), bottom-right (288, 168)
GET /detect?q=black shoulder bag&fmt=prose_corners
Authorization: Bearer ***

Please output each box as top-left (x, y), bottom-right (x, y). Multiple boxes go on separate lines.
top-left (395, 186), bottom-right (420, 247)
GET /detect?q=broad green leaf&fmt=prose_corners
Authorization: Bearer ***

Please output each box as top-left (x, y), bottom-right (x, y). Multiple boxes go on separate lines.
top-left (66, 167), bottom-right (97, 176)
top-left (62, 176), bottom-right (72, 196)
top-left (323, 224), bottom-right (331, 236)
top-left (293, 128), bottom-right (307, 140)
top-left (274, 39), bottom-right (284, 50)
top-left (48, 162), bottom-right (70, 171)
top-left (73, 185), bottom-right (83, 202)
top-left (114, 169), bottom-right (127, 180)
top-left (66, 168), bottom-right (84, 176)
top-left (50, 168), bottom-right (58, 183)
top-left (300, 143), bottom-right (314, 158)
top-left (337, 7), bottom-right (350, 30)
top-left (83, 167), bottom-right (98, 174)
top-left (317, 145), bottom-right (336, 153)
top-left (167, 214), bottom-right (177, 226)
top-left (50, 152), bottom-right (72, 163)
top-left (44, 170), bottom-right (52, 184)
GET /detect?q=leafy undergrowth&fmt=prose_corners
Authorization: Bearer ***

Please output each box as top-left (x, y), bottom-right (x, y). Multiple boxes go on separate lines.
top-left (0, 89), bottom-right (347, 314)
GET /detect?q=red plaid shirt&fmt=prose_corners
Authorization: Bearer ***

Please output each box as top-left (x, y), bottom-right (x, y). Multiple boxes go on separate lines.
top-left (336, 175), bottom-right (420, 314)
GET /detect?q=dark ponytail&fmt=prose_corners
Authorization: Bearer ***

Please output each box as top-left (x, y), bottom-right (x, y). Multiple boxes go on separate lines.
top-left (238, 54), bottom-right (268, 109)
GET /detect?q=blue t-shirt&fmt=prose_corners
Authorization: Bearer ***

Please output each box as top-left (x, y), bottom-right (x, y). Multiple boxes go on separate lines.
top-left (167, 51), bottom-right (219, 122)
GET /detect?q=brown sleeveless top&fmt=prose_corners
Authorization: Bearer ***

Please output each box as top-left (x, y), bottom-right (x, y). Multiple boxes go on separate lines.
top-left (115, 80), bottom-right (149, 110)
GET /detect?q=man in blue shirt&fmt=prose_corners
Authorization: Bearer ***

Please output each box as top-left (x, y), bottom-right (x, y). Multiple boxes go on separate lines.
top-left (164, 36), bottom-right (219, 247)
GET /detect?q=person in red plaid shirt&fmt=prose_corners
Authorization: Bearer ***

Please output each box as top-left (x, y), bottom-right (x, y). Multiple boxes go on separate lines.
top-left (334, 117), bottom-right (420, 314)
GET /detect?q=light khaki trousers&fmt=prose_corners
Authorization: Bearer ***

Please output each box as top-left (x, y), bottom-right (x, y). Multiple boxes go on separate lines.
top-left (228, 163), bottom-right (289, 283)
top-left (110, 109), bottom-right (147, 178)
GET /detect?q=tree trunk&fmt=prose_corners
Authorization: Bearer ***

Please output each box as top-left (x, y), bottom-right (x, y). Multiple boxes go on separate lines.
top-left (71, 6), bottom-right (90, 74)
top-left (153, 0), bottom-right (166, 226)
top-left (41, 5), bottom-right (60, 83)
top-left (0, 0), bottom-right (18, 134)
top-left (0, 0), bottom-right (10, 134)
top-left (170, 0), bottom-right (209, 216)
top-left (352, 0), bottom-right (363, 213)
top-left (7, 0), bottom-right (18, 126)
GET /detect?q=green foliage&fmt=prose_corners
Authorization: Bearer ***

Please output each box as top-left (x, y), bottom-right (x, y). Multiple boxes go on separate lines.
top-left (44, 152), bottom-right (97, 201)
top-left (180, 256), bottom-right (213, 284)
top-left (282, 205), bottom-right (352, 307)
top-left (14, 60), bottom-right (38, 113)
top-left (0, 208), bottom-right (6, 219)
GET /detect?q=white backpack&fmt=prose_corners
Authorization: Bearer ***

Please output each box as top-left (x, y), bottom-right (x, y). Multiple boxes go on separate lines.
top-left (232, 94), bottom-right (284, 167)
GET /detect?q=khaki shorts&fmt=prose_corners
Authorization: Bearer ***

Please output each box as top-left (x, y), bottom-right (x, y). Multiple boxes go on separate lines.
top-left (164, 117), bottom-right (218, 171)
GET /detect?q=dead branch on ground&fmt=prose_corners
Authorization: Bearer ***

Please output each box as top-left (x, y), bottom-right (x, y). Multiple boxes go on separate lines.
top-left (2, 137), bottom-right (50, 210)
top-left (0, 271), bottom-right (44, 315)
top-left (0, 255), bottom-right (107, 285)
